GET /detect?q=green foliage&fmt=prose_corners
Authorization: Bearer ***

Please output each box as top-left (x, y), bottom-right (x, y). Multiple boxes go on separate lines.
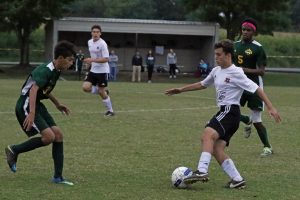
top-left (182, 0), bottom-right (291, 39)
top-left (0, 77), bottom-right (300, 199)
top-left (67, 0), bottom-right (185, 20)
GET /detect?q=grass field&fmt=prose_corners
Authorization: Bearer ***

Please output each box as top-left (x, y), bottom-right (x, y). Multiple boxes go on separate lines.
top-left (0, 72), bottom-right (300, 200)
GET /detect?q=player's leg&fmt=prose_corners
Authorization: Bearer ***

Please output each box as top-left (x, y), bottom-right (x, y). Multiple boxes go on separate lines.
top-left (213, 140), bottom-right (245, 189)
top-left (132, 65), bottom-right (137, 82)
top-left (6, 101), bottom-right (53, 172)
top-left (50, 126), bottom-right (74, 186)
top-left (240, 92), bottom-right (252, 138)
top-left (137, 65), bottom-right (141, 82)
top-left (97, 74), bottom-right (114, 116)
top-left (183, 126), bottom-right (218, 184)
top-left (251, 110), bottom-right (273, 156)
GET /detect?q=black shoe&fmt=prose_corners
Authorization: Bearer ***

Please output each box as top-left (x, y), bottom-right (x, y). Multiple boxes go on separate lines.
top-left (104, 111), bottom-right (115, 117)
top-left (225, 179), bottom-right (246, 189)
top-left (5, 145), bottom-right (18, 173)
top-left (183, 170), bottom-right (209, 184)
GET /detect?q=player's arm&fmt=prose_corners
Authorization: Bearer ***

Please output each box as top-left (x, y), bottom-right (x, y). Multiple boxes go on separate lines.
top-left (48, 94), bottom-right (70, 115)
top-left (242, 65), bottom-right (265, 76)
top-left (165, 82), bottom-right (206, 95)
top-left (23, 83), bottom-right (39, 131)
top-left (255, 87), bottom-right (281, 123)
top-left (84, 57), bottom-right (108, 64)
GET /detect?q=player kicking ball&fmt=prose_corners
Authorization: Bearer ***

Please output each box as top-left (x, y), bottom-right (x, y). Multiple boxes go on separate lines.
top-left (5, 41), bottom-right (76, 186)
top-left (165, 39), bottom-right (281, 189)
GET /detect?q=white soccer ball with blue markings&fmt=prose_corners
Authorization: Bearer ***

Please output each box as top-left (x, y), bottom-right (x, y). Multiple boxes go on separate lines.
top-left (171, 166), bottom-right (193, 189)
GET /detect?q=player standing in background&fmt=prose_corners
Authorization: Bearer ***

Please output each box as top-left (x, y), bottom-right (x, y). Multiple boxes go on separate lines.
top-left (165, 39), bottom-right (281, 189)
top-left (5, 41), bottom-right (76, 185)
top-left (82, 25), bottom-right (114, 116)
top-left (234, 18), bottom-right (273, 156)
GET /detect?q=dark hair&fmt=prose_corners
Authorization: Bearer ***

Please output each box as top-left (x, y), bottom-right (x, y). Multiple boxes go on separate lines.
top-left (214, 39), bottom-right (234, 57)
top-left (241, 17), bottom-right (258, 30)
top-left (91, 24), bottom-right (102, 32)
top-left (54, 40), bottom-right (76, 59)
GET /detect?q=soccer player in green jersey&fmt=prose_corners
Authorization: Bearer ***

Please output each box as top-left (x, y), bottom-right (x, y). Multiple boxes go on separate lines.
top-left (5, 41), bottom-right (76, 185)
top-left (233, 18), bottom-right (273, 156)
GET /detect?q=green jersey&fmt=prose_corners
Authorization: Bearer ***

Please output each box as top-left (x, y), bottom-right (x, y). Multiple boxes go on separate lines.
top-left (233, 40), bottom-right (267, 85)
top-left (20, 62), bottom-right (60, 101)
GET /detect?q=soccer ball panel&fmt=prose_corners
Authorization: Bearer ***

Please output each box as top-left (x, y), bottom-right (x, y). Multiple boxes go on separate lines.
top-left (171, 166), bottom-right (192, 189)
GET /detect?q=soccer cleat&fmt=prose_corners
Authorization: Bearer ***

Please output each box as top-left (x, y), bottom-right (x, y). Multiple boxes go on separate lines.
top-left (5, 145), bottom-right (18, 173)
top-left (260, 147), bottom-right (273, 156)
top-left (52, 177), bottom-right (74, 186)
top-left (183, 170), bottom-right (209, 184)
top-left (244, 120), bottom-right (252, 138)
top-left (104, 111), bottom-right (115, 117)
top-left (225, 179), bottom-right (246, 189)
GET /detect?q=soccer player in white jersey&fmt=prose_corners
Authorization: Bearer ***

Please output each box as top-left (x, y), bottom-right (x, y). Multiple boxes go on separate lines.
top-left (82, 25), bottom-right (114, 116)
top-left (165, 39), bottom-right (281, 189)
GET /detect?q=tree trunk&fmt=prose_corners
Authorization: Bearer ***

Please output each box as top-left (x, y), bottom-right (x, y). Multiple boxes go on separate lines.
top-left (16, 27), bottom-right (31, 68)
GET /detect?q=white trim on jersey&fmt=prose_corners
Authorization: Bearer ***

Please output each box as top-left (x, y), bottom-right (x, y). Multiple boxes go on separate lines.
top-left (23, 97), bottom-right (40, 133)
top-left (201, 64), bottom-right (259, 107)
top-left (88, 38), bottom-right (110, 74)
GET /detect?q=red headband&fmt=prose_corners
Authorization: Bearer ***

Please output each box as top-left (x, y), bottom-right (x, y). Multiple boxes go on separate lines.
top-left (242, 22), bottom-right (256, 31)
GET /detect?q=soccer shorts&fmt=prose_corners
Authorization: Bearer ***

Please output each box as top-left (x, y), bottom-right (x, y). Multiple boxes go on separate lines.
top-left (84, 72), bottom-right (109, 87)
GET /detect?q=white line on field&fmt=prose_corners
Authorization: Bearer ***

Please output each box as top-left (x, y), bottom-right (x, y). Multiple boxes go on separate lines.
top-left (0, 105), bottom-right (217, 115)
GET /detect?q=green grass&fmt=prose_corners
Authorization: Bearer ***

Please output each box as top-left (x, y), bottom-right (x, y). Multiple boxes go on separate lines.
top-left (0, 73), bottom-right (300, 200)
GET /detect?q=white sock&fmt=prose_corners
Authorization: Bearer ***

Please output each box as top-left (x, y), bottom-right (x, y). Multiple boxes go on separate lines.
top-left (91, 86), bottom-right (98, 94)
top-left (221, 159), bottom-right (243, 181)
top-left (102, 96), bottom-right (113, 112)
top-left (197, 152), bottom-right (212, 173)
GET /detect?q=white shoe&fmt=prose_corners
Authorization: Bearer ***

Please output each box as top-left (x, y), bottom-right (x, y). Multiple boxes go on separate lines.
top-left (261, 147), bottom-right (273, 156)
top-left (169, 75), bottom-right (172, 79)
top-left (173, 75), bottom-right (177, 78)
top-left (148, 80), bottom-right (152, 83)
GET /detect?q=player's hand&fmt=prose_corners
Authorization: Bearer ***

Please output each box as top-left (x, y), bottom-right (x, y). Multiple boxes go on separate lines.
top-left (23, 112), bottom-right (35, 131)
top-left (268, 108), bottom-right (281, 123)
top-left (165, 88), bottom-right (182, 96)
top-left (56, 104), bottom-right (71, 115)
top-left (83, 58), bottom-right (93, 64)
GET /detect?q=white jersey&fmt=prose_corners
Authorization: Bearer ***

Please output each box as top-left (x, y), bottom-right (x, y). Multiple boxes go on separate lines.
top-left (201, 64), bottom-right (258, 107)
top-left (88, 38), bottom-right (109, 73)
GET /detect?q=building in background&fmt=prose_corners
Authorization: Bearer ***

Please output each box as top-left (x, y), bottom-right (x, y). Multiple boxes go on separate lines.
top-left (45, 17), bottom-right (219, 72)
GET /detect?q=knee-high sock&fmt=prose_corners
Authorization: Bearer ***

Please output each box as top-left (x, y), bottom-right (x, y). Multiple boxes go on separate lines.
top-left (52, 142), bottom-right (64, 178)
top-left (12, 137), bottom-right (45, 154)
top-left (221, 159), bottom-right (243, 181)
top-left (102, 96), bottom-right (113, 112)
top-left (197, 152), bottom-right (212, 173)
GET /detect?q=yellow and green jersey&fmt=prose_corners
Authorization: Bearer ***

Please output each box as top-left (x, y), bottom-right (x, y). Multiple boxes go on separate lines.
top-left (233, 40), bottom-right (267, 85)
top-left (20, 62), bottom-right (60, 101)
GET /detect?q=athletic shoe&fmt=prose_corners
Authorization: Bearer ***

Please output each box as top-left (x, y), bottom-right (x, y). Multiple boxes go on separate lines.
top-left (225, 179), bottom-right (246, 189)
top-left (261, 147), bottom-right (273, 156)
top-left (148, 80), bottom-right (152, 83)
top-left (169, 75), bottom-right (172, 79)
top-left (104, 111), bottom-right (115, 117)
top-left (183, 170), bottom-right (209, 184)
top-left (244, 120), bottom-right (252, 138)
top-left (52, 177), bottom-right (74, 186)
top-left (5, 145), bottom-right (18, 173)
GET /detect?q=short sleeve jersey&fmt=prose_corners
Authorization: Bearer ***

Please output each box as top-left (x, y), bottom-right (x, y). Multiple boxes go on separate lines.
top-left (233, 40), bottom-right (267, 85)
top-left (20, 62), bottom-right (60, 101)
top-left (201, 64), bottom-right (259, 107)
top-left (88, 38), bottom-right (110, 73)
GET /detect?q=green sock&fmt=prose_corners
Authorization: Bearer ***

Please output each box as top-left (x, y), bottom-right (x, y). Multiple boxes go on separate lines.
top-left (52, 142), bottom-right (64, 178)
top-left (12, 137), bottom-right (44, 154)
top-left (256, 124), bottom-right (271, 148)
top-left (240, 114), bottom-right (250, 124)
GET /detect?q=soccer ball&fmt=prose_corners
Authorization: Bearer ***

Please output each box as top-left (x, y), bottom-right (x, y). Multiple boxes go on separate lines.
top-left (171, 166), bottom-right (193, 189)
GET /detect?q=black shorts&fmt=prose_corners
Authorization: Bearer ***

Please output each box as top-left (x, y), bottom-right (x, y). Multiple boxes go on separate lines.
top-left (240, 91), bottom-right (263, 111)
top-left (205, 105), bottom-right (240, 146)
top-left (84, 72), bottom-right (109, 87)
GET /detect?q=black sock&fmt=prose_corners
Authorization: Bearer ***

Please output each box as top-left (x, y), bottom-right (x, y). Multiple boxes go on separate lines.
top-left (12, 137), bottom-right (44, 154)
top-left (52, 142), bottom-right (64, 178)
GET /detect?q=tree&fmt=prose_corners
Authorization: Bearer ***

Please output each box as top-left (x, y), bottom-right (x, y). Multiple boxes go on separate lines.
top-left (182, 0), bottom-right (291, 40)
top-left (0, 0), bottom-right (74, 67)
top-left (66, 0), bottom-right (185, 20)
